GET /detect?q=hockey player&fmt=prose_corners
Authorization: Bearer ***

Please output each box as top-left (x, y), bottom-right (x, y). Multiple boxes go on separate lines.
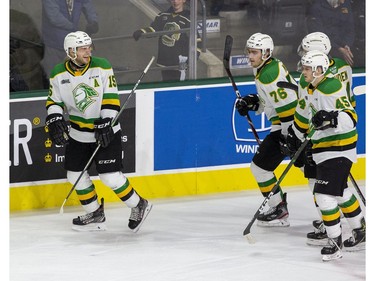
top-left (291, 32), bottom-right (356, 246)
top-left (235, 33), bottom-right (298, 227)
top-left (45, 31), bottom-right (152, 232)
top-left (288, 50), bottom-right (365, 261)
top-left (132, 0), bottom-right (201, 81)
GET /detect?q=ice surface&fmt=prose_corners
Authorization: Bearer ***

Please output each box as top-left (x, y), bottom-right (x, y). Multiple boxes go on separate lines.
top-left (10, 186), bottom-right (367, 281)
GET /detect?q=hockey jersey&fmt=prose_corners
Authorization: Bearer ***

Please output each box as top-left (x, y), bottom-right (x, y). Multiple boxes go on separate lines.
top-left (254, 58), bottom-right (298, 135)
top-left (139, 7), bottom-right (201, 67)
top-left (293, 76), bottom-right (357, 165)
top-left (46, 56), bottom-right (121, 143)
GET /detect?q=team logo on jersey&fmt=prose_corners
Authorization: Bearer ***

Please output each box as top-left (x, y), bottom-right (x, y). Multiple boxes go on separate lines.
top-left (162, 22), bottom-right (181, 47)
top-left (73, 83), bottom-right (99, 113)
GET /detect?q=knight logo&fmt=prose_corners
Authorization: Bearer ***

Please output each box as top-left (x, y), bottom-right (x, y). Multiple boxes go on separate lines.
top-left (73, 83), bottom-right (99, 113)
top-left (232, 106), bottom-right (271, 143)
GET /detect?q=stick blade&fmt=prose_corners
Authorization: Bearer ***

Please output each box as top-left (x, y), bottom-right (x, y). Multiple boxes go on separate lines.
top-left (244, 233), bottom-right (256, 244)
top-left (59, 199), bottom-right (67, 215)
top-left (223, 35), bottom-right (233, 69)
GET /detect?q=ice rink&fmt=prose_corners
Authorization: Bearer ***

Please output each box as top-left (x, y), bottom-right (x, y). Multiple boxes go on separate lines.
top-left (8, 183), bottom-right (368, 281)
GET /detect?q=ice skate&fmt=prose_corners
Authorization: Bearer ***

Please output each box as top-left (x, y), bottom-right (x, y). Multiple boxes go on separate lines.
top-left (128, 198), bottom-right (153, 233)
top-left (72, 198), bottom-right (107, 231)
top-left (344, 218), bottom-right (366, 252)
top-left (257, 193), bottom-right (290, 227)
top-left (321, 235), bottom-right (343, 262)
top-left (306, 220), bottom-right (328, 246)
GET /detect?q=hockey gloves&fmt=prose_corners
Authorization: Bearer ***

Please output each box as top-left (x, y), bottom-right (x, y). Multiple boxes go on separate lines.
top-left (286, 125), bottom-right (302, 155)
top-left (133, 30), bottom-right (144, 41)
top-left (305, 140), bottom-right (315, 165)
top-left (235, 94), bottom-right (259, 116)
top-left (94, 117), bottom-right (114, 148)
top-left (312, 110), bottom-right (338, 130)
top-left (45, 113), bottom-right (69, 145)
top-left (279, 134), bottom-right (291, 156)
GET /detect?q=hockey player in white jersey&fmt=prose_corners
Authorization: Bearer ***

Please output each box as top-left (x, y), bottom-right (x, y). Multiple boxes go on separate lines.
top-left (235, 33), bottom-right (298, 227)
top-left (288, 50), bottom-right (365, 261)
top-left (289, 32), bottom-right (357, 246)
top-left (45, 31), bottom-right (152, 232)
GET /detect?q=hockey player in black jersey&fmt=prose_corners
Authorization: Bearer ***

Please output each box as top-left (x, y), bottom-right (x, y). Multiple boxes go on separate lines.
top-left (133, 0), bottom-right (201, 81)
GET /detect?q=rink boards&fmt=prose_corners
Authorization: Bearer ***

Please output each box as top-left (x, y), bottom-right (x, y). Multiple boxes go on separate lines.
top-left (9, 74), bottom-right (366, 211)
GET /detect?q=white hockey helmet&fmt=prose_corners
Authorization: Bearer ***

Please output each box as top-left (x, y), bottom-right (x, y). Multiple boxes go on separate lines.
top-left (64, 31), bottom-right (92, 59)
top-left (297, 32), bottom-right (331, 56)
top-left (246, 32), bottom-right (274, 60)
top-left (300, 50), bottom-right (330, 74)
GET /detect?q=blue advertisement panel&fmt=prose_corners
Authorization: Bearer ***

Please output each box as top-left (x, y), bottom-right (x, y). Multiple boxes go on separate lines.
top-left (154, 75), bottom-right (366, 171)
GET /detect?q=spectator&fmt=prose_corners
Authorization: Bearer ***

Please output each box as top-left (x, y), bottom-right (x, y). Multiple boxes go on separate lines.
top-left (41, 0), bottom-right (99, 77)
top-left (350, 0), bottom-right (365, 67)
top-left (10, 9), bottom-right (48, 92)
top-left (306, 0), bottom-right (355, 66)
top-left (133, 0), bottom-right (201, 81)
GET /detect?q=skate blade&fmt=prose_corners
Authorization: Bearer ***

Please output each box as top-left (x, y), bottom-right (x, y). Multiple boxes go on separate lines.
top-left (72, 223), bottom-right (107, 232)
top-left (131, 202), bottom-right (153, 233)
top-left (257, 219), bottom-right (290, 227)
top-left (322, 250), bottom-right (343, 262)
top-left (306, 238), bottom-right (328, 247)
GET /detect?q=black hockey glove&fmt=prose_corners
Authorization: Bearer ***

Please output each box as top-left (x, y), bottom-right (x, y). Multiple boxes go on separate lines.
top-left (85, 21), bottom-right (99, 35)
top-left (312, 110), bottom-right (338, 130)
top-left (235, 94), bottom-right (259, 116)
top-left (304, 140), bottom-right (315, 166)
top-left (94, 117), bottom-right (114, 148)
top-left (279, 134), bottom-right (291, 156)
top-left (45, 113), bottom-right (69, 145)
top-left (133, 30), bottom-right (144, 41)
top-left (286, 125), bottom-right (302, 155)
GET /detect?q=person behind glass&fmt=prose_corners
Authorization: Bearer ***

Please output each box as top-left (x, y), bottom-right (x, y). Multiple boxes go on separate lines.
top-left (306, 0), bottom-right (355, 66)
top-left (45, 31), bottom-right (152, 232)
top-left (288, 50), bottom-right (365, 261)
top-left (41, 0), bottom-right (99, 78)
top-left (132, 0), bottom-right (201, 82)
top-left (235, 33), bottom-right (298, 227)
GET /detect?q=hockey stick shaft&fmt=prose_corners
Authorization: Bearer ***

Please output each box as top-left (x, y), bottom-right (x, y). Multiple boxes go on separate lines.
top-left (277, 81), bottom-right (366, 205)
top-left (349, 172), bottom-right (365, 206)
top-left (59, 56), bottom-right (155, 214)
top-left (243, 129), bottom-right (315, 237)
top-left (223, 35), bottom-right (261, 145)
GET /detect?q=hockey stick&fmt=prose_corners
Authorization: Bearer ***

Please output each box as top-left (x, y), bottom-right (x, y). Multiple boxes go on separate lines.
top-left (59, 56), bottom-right (155, 214)
top-left (243, 129), bottom-right (316, 243)
top-left (277, 81), bottom-right (366, 206)
top-left (223, 35), bottom-right (261, 145)
top-left (349, 173), bottom-right (365, 206)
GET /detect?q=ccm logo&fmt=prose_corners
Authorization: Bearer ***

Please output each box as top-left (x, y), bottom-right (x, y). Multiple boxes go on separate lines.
top-left (316, 180), bottom-right (329, 185)
top-left (95, 121), bottom-right (111, 129)
top-left (46, 116), bottom-right (63, 126)
top-left (98, 159), bottom-right (116, 164)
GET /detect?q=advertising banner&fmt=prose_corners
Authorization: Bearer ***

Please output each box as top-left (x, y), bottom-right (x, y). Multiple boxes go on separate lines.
top-left (9, 92), bottom-right (136, 183)
top-left (154, 75), bottom-right (365, 171)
